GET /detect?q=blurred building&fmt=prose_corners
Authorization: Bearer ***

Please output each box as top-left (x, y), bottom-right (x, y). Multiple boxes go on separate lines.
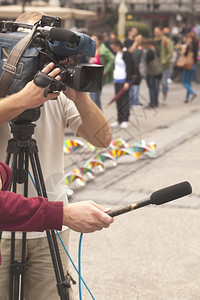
top-left (72, 0), bottom-right (200, 29)
top-left (0, 0), bottom-right (200, 30)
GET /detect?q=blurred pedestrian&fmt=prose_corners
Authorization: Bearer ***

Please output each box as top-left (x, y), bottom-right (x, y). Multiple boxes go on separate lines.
top-left (110, 31), bottom-right (117, 41)
top-left (128, 38), bottom-right (148, 107)
top-left (123, 30), bottom-right (142, 107)
top-left (103, 32), bottom-right (111, 49)
top-left (110, 39), bottom-right (136, 128)
top-left (124, 26), bottom-right (139, 49)
top-left (181, 32), bottom-right (198, 103)
top-left (89, 33), bottom-right (115, 109)
top-left (154, 26), bottom-right (173, 105)
top-left (169, 36), bottom-right (187, 82)
top-left (146, 39), bottom-right (162, 108)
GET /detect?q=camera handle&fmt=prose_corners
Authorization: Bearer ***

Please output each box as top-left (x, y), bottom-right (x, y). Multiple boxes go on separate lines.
top-left (2, 122), bottom-right (70, 300)
top-left (34, 71), bottom-right (66, 96)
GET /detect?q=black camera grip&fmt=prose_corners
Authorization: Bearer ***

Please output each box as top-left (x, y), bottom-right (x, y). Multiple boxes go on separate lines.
top-left (33, 71), bottom-right (65, 97)
top-left (33, 71), bottom-right (55, 88)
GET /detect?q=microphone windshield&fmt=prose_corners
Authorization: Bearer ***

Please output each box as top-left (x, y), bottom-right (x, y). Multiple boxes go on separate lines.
top-left (150, 181), bottom-right (192, 205)
top-left (50, 28), bottom-right (79, 44)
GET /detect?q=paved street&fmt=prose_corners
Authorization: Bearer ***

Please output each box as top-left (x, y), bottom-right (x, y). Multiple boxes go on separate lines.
top-left (64, 80), bottom-right (200, 300)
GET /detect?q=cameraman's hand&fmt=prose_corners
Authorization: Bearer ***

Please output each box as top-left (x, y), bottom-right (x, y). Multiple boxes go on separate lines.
top-left (18, 62), bottom-right (61, 109)
top-left (63, 86), bottom-right (87, 103)
top-left (63, 201), bottom-right (114, 233)
top-left (0, 63), bottom-right (62, 126)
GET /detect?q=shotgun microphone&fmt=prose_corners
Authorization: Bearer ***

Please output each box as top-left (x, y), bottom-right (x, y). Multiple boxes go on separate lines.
top-left (108, 181), bottom-right (192, 217)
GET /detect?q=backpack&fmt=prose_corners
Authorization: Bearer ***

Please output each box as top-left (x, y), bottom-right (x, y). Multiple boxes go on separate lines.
top-left (0, 30), bottom-right (43, 96)
top-left (138, 49), bottom-right (147, 79)
top-left (147, 49), bottom-right (163, 77)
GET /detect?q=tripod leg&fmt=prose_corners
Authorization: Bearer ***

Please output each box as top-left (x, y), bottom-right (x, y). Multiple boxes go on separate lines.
top-left (9, 151), bottom-right (18, 300)
top-left (19, 152), bottom-right (29, 300)
top-left (20, 232), bottom-right (26, 300)
top-left (34, 153), bottom-right (47, 197)
top-left (7, 150), bottom-right (27, 300)
top-left (9, 232), bottom-right (15, 300)
top-left (29, 152), bottom-right (42, 196)
top-left (32, 152), bottom-right (70, 299)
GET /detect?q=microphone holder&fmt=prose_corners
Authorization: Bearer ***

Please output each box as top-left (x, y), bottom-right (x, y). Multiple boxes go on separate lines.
top-left (1, 121), bottom-right (70, 300)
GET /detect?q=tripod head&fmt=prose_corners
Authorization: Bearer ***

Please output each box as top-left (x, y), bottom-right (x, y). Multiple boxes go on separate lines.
top-left (11, 106), bottom-right (41, 124)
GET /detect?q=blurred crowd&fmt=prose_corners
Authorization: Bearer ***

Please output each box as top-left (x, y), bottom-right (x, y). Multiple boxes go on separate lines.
top-left (79, 24), bottom-right (200, 129)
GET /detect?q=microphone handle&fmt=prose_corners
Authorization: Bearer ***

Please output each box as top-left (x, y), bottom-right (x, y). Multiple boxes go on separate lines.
top-left (108, 198), bottom-right (151, 217)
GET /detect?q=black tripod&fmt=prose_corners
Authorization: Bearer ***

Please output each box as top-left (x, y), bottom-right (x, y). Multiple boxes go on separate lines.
top-left (4, 119), bottom-right (70, 300)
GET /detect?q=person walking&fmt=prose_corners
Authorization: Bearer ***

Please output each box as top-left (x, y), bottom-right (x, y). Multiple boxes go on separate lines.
top-left (129, 38), bottom-right (148, 107)
top-left (181, 32), bottom-right (198, 103)
top-left (154, 26), bottom-right (173, 105)
top-left (109, 39), bottom-right (136, 129)
top-left (146, 39), bottom-right (162, 108)
top-left (169, 36), bottom-right (187, 82)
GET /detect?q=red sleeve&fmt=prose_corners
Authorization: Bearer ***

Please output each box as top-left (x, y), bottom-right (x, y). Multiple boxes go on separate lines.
top-left (0, 191), bottom-right (63, 232)
top-left (0, 162), bottom-right (12, 191)
top-left (0, 160), bottom-right (63, 232)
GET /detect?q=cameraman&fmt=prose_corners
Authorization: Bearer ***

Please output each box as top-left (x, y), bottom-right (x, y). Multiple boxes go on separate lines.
top-left (0, 161), bottom-right (113, 234)
top-left (0, 12), bottom-right (112, 300)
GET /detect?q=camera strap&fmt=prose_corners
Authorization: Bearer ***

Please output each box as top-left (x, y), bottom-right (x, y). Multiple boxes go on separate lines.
top-left (0, 24), bottom-right (38, 98)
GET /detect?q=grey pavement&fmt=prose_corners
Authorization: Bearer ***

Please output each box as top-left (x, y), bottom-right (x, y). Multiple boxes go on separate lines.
top-left (64, 80), bottom-right (200, 300)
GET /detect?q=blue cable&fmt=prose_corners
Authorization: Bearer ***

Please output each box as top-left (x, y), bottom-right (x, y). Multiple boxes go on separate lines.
top-left (28, 170), bottom-right (37, 190)
top-left (56, 231), bottom-right (95, 300)
top-left (78, 233), bottom-right (83, 300)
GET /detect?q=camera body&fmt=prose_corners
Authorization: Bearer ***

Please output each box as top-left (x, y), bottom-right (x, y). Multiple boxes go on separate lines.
top-left (0, 15), bottom-right (104, 94)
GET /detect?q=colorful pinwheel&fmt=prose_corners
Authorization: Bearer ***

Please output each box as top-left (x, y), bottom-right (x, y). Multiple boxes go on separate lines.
top-left (107, 148), bottom-right (134, 160)
top-left (72, 166), bottom-right (95, 179)
top-left (84, 141), bottom-right (100, 153)
top-left (64, 139), bottom-right (100, 154)
top-left (65, 173), bottom-right (85, 186)
top-left (132, 140), bottom-right (157, 158)
top-left (64, 139), bottom-right (85, 154)
top-left (110, 138), bottom-right (130, 149)
top-left (94, 153), bottom-right (117, 166)
top-left (84, 159), bottom-right (105, 173)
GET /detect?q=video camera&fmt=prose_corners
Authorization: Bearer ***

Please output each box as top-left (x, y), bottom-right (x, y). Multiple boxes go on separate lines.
top-left (0, 15), bottom-right (104, 95)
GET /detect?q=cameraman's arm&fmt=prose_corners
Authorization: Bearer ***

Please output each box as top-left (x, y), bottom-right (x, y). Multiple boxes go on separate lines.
top-left (64, 89), bottom-right (112, 148)
top-left (0, 63), bottom-right (60, 126)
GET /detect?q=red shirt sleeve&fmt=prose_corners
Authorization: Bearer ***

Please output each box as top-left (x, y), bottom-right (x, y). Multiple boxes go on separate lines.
top-left (0, 162), bottom-right (12, 191)
top-left (0, 161), bottom-right (63, 232)
top-left (0, 191), bottom-right (63, 232)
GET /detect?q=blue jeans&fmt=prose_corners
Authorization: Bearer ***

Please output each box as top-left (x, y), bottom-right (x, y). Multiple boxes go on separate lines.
top-left (162, 68), bottom-right (170, 94)
top-left (129, 84), bottom-right (140, 106)
top-left (182, 64), bottom-right (197, 100)
top-left (90, 91), bottom-right (102, 109)
top-left (146, 76), bottom-right (160, 107)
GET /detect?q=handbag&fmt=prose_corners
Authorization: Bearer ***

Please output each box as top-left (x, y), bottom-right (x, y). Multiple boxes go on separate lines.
top-left (184, 52), bottom-right (194, 70)
top-left (176, 52), bottom-right (194, 70)
top-left (176, 54), bottom-right (186, 68)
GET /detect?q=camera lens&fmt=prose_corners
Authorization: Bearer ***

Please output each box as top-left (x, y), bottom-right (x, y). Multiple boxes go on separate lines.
top-left (80, 67), bottom-right (92, 89)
